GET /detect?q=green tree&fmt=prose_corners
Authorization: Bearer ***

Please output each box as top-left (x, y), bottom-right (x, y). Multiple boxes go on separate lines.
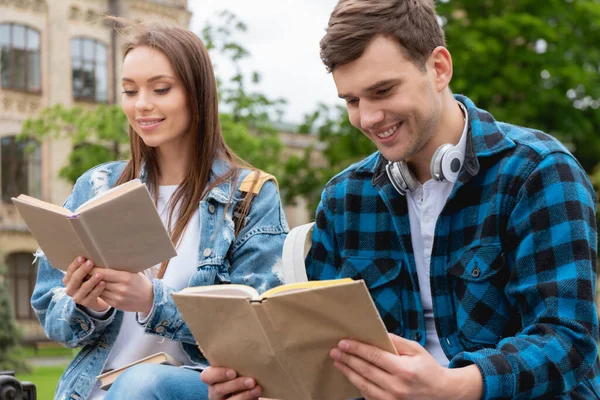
top-left (20, 104), bottom-right (128, 183)
top-left (436, 0), bottom-right (600, 172)
top-left (0, 267), bottom-right (30, 373)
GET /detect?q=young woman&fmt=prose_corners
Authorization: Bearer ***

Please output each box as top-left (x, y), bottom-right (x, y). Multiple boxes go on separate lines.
top-left (30, 23), bottom-right (288, 400)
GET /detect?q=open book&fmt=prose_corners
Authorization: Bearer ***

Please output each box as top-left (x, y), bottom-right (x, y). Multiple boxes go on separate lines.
top-left (12, 179), bottom-right (177, 273)
top-left (96, 352), bottom-right (182, 390)
top-left (172, 278), bottom-right (395, 400)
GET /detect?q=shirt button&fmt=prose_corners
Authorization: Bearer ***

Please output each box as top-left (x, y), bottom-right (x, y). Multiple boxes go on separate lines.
top-left (155, 326), bottom-right (165, 333)
top-left (414, 332), bottom-right (422, 342)
top-left (208, 204), bottom-right (216, 214)
top-left (80, 322), bottom-right (89, 331)
top-left (471, 267), bottom-right (481, 278)
top-left (203, 248), bottom-right (212, 257)
top-left (423, 215), bottom-right (430, 223)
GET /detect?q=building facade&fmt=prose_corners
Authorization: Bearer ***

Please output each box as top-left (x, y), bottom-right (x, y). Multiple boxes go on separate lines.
top-left (0, 0), bottom-right (192, 341)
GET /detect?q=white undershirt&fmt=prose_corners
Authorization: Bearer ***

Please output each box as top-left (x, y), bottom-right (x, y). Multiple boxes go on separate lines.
top-left (88, 185), bottom-right (199, 399)
top-left (405, 102), bottom-right (468, 366)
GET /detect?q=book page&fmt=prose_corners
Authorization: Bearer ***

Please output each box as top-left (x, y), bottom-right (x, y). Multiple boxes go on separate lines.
top-left (13, 194), bottom-right (73, 215)
top-left (259, 278), bottom-right (354, 300)
top-left (75, 179), bottom-right (142, 213)
top-left (178, 284), bottom-right (259, 299)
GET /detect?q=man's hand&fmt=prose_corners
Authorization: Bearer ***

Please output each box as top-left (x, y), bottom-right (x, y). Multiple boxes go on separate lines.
top-left (93, 268), bottom-right (154, 314)
top-left (63, 257), bottom-right (109, 312)
top-left (201, 367), bottom-right (262, 400)
top-left (330, 333), bottom-right (483, 400)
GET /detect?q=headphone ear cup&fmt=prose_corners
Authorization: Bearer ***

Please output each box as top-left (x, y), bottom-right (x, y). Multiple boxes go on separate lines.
top-left (386, 161), bottom-right (418, 195)
top-left (430, 144), bottom-right (452, 181)
top-left (440, 146), bottom-right (462, 183)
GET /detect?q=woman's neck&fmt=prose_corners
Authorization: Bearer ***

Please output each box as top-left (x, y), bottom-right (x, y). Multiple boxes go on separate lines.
top-left (155, 145), bottom-right (190, 185)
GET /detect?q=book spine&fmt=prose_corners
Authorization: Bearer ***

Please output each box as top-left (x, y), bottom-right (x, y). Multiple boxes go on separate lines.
top-left (68, 215), bottom-right (108, 268)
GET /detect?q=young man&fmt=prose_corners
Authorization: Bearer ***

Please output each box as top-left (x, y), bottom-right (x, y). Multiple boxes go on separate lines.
top-left (203, 0), bottom-right (600, 399)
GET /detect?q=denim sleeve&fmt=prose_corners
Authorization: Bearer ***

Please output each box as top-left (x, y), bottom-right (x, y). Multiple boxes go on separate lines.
top-left (30, 177), bottom-right (117, 348)
top-left (139, 180), bottom-right (289, 344)
top-left (449, 151), bottom-right (599, 399)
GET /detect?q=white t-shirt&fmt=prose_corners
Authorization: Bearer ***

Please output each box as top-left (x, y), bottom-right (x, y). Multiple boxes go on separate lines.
top-left (88, 185), bottom-right (199, 399)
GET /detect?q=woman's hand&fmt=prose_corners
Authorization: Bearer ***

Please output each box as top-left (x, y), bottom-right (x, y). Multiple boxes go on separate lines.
top-left (63, 257), bottom-right (109, 312)
top-left (93, 268), bottom-right (155, 314)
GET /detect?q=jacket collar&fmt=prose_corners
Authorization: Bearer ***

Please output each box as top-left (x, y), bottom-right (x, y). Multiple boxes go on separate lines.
top-left (137, 157), bottom-right (236, 205)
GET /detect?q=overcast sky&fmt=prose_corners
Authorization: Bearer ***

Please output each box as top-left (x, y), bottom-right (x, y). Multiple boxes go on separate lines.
top-left (188, 0), bottom-right (343, 124)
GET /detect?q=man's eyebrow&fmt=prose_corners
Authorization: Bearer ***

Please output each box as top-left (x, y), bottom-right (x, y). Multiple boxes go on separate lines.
top-left (121, 75), bottom-right (176, 83)
top-left (338, 79), bottom-right (400, 99)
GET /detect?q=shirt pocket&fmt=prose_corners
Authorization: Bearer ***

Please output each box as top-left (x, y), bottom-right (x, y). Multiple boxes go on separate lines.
top-left (339, 256), bottom-right (403, 332)
top-left (446, 244), bottom-right (515, 349)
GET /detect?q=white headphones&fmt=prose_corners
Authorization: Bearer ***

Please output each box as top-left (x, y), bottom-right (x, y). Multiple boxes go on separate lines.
top-left (385, 101), bottom-right (468, 196)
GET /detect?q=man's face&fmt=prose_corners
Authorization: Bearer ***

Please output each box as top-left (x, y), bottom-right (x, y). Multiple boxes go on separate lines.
top-left (333, 35), bottom-right (442, 164)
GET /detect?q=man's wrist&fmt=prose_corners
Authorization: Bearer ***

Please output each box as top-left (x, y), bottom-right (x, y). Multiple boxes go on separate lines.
top-left (444, 364), bottom-right (483, 400)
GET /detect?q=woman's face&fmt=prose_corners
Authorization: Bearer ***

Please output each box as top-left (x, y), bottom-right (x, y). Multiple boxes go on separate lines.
top-left (121, 46), bottom-right (192, 152)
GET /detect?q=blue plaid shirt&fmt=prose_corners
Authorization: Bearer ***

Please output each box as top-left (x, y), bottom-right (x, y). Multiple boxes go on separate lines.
top-left (306, 95), bottom-right (600, 399)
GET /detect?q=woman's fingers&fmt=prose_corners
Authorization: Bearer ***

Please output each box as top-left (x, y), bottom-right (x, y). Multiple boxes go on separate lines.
top-left (62, 256), bottom-right (86, 286)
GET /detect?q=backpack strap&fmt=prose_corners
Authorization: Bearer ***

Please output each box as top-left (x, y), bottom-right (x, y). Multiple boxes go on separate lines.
top-left (233, 170), bottom-right (278, 235)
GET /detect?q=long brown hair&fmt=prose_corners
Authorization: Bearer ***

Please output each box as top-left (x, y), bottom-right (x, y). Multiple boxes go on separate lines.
top-left (114, 22), bottom-right (257, 278)
top-left (320, 0), bottom-right (446, 72)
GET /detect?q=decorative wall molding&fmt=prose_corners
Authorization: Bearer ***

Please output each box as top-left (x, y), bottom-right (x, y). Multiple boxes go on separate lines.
top-left (0, 91), bottom-right (43, 118)
top-left (0, 0), bottom-right (47, 13)
top-left (130, 1), bottom-right (190, 22)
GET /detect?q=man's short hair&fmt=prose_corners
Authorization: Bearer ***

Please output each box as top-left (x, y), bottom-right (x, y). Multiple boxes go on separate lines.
top-left (320, 0), bottom-right (446, 72)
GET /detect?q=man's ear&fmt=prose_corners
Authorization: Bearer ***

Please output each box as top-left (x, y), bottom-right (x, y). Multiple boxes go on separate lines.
top-left (428, 46), bottom-right (453, 92)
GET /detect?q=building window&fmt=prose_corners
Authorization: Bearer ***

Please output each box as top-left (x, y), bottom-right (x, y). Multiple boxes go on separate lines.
top-left (1, 136), bottom-right (41, 202)
top-left (71, 37), bottom-right (108, 103)
top-left (5, 252), bottom-right (37, 320)
top-left (0, 23), bottom-right (41, 92)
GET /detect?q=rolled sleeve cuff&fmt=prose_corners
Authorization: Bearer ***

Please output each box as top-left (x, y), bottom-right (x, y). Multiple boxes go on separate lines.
top-left (450, 349), bottom-right (516, 400)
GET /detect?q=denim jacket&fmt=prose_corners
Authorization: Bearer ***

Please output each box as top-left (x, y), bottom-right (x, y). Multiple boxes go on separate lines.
top-left (31, 159), bottom-right (289, 400)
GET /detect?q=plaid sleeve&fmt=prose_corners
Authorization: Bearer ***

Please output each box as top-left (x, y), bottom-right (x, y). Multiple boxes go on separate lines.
top-left (449, 151), bottom-right (599, 399)
top-left (305, 183), bottom-right (342, 280)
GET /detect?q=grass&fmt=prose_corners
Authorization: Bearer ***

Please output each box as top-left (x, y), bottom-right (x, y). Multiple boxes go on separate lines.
top-left (11, 345), bottom-right (75, 400)
top-left (16, 364), bottom-right (68, 400)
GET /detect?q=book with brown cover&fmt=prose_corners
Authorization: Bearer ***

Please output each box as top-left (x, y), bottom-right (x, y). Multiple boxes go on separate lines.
top-left (96, 352), bottom-right (183, 390)
top-left (172, 279), bottom-right (395, 400)
top-left (11, 179), bottom-right (177, 273)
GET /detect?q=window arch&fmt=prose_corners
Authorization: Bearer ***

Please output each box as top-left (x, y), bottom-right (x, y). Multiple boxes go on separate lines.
top-left (0, 23), bottom-right (41, 92)
top-left (1, 135), bottom-right (41, 202)
top-left (71, 37), bottom-right (108, 103)
top-left (5, 252), bottom-right (37, 320)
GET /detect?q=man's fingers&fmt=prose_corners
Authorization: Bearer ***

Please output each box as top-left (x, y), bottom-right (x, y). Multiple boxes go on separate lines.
top-left (229, 385), bottom-right (261, 400)
top-left (212, 377), bottom-right (258, 399)
top-left (337, 340), bottom-right (398, 373)
top-left (332, 359), bottom-right (393, 400)
top-left (388, 333), bottom-right (422, 355)
top-left (331, 348), bottom-right (393, 391)
top-left (201, 367), bottom-right (237, 385)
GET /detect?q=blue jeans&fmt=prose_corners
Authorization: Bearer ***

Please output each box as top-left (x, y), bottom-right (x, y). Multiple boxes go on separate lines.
top-left (105, 364), bottom-right (208, 400)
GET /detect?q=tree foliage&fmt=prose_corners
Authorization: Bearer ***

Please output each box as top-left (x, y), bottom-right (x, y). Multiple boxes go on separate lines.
top-left (0, 267), bottom-right (30, 373)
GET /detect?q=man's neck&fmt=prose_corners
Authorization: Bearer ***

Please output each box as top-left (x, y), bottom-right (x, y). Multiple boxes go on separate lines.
top-left (409, 95), bottom-right (466, 183)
